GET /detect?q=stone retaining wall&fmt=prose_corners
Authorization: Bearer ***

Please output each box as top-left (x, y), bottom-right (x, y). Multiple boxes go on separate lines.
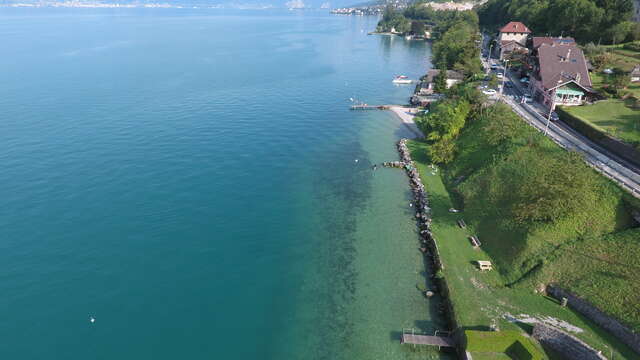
top-left (532, 323), bottom-right (607, 360)
top-left (547, 285), bottom-right (640, 355)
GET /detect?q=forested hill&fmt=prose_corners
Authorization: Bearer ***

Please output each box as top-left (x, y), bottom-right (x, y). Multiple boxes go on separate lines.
top-left (477, 0), bottom-right (639, 44)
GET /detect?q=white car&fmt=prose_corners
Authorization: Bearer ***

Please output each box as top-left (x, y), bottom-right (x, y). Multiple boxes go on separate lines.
top-left (482, 89), bottom-right (497, 95)
top-left (496, 73), bottom-right (504, 79)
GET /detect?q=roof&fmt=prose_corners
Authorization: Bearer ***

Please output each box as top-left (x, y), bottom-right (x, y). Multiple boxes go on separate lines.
top-left (425, 69), bottom-right (464, 83)
top-left (500, 40), bottom-right (524, 47)
top-left (536, 43), bottom-right (592, 91)
top-left (499, 21), bottom-right (531, 34)
top-left (632, 65), bottom-right (640, 76)
top-left (532, 37), bottom-right (576, 49)
top-left (500, 40), bottom-right (529, 51)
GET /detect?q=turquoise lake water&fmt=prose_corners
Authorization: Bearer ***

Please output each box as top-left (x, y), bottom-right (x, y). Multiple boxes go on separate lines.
top-left (0, 9), bottom-right (452, 359)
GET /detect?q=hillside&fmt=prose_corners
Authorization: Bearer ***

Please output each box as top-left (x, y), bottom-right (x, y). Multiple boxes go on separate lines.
top-left (416, 99), bottom-right (640, 332)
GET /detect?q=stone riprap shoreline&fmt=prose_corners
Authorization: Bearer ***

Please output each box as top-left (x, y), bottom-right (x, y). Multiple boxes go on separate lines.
top-left (385, 139), bottom-right (456, 334)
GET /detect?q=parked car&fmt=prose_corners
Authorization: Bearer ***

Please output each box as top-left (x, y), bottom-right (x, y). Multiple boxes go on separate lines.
top-left (482, 89), bottom-right (497, 95)
top-left (603, 68), bottom-right (613, 74)
top-left (550, 112), bottom-right (559, 121)
top-left (523, 94), bottom-right (533, 103)
top-left (496, 73), bottom-right (504, 79)
top-left (490, 64), bottom-right (499, 70)
top-left (519, 77), bottom-right (529, 84)
top-left (505, 81), bottom-right (513, 88)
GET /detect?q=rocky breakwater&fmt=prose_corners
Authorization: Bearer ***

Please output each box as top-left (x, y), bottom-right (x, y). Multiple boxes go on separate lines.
top-left (391, 139), bottom-right (443, 271)
top-left (389, 139), bottom-right (457, 335)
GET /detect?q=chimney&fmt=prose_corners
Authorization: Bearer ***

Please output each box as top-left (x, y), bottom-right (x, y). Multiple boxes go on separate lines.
top-left (567, 48), bottom-right (572, 60)
top-left (576, 73), bottom-right (581, 83)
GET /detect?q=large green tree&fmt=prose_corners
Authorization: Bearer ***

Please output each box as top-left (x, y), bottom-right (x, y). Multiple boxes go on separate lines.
top-left (477, 0), bottom-right (636, 44)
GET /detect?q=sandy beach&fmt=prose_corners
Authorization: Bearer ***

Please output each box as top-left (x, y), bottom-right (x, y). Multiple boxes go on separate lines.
top-left (388, 106), bottom-right (424, 138)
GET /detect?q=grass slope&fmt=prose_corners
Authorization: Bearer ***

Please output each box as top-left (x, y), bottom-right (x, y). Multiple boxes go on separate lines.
top-left (406, 107), bottom-right (640, 357)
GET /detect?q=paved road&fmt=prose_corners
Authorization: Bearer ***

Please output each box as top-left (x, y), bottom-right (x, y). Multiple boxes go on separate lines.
top-left (479, 35), bottom-right (640, 198)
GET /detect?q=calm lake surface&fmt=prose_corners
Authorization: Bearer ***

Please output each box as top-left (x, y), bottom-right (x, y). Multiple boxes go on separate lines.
top-left (0, 8), bottom-right (451, 359)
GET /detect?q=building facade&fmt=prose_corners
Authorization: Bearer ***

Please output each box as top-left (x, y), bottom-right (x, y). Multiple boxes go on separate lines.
top-left (529, 42), bottom-right (593, 108)
top-left (498, 22), bottom-right (531, 60)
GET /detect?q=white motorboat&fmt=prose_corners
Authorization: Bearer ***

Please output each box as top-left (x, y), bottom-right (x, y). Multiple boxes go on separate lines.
top-left (392, 75), bottom-right (412, 84)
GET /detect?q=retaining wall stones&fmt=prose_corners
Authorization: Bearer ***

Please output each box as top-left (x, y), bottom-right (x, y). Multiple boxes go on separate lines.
top-left (532, 323), bottom-right (607, 360)
top-left (547, 285), bottom-right (640, 355)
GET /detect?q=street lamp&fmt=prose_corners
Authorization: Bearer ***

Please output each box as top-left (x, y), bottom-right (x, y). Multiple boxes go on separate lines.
top-left (500, 59), bottom-right (509, 99)
top-left (544, 87), bottom-right (557, 136)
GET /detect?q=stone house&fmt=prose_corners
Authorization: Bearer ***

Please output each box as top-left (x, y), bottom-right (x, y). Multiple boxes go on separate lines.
top-left (528, 42), bottom-right (594, 108)
top-left (497, 21), bottom-right (531, 60)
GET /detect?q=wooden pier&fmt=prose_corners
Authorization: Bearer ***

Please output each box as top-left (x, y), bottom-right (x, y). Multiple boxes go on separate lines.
top-left (349, 104), bottom-right (409, 110)
top-left (350, 104), bottom-right (390, 110)
top-left (401, 329), bottom-right (455, 348)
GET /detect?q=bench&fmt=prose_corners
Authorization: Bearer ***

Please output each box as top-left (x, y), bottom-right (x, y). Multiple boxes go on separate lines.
top-left (457, 219), bottom-right (467, 229)
top-left (469, 236), bottom-right (481, 248)
top-left (476, 260), bottom-right (493, 271)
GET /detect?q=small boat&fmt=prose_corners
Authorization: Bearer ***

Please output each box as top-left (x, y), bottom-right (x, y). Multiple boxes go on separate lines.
top-left (392, 75), bottom-right (412, 84)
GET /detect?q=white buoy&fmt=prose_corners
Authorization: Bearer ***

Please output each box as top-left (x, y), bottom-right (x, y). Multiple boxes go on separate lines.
top-left (90, 317), bottom-right (95, 323)
top-left (354, 159), bottom-right (359, 163)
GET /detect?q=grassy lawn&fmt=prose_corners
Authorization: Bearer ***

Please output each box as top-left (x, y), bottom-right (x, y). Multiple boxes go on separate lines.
top-left (564, 99), bottom-right (640, 146)
top-left (406, 139), bottom-right (639, 359)
top-left (465, 330), bottom-right (545, 359)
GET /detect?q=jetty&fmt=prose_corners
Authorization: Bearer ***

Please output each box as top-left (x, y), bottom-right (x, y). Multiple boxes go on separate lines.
top-left (349, 104), bottom-right (407, 110)
top-left (401, 329), bottom-right (455, 348)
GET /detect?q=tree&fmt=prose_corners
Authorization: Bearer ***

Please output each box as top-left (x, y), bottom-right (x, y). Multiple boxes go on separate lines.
top-left (605, 67), bottom-right (630, 90)
top-left (410, 21), bottom-right (426, 36)
top-left (434, 63), bottom-right (448, 94)
top-left (477, 0), bottom-right (635, 44)
top-left (424, 99), bottom-right (471, 142)
top-left (546, 0), bottom-right (604, 42)
top-left (432, 21), bottom-right (481, 76)
top-left (488, 73), bottom-right (499, 89)
top-left (428, 139), bottom-right (456, 164)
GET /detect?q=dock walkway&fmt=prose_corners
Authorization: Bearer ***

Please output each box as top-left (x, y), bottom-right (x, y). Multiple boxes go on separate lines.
top-left (401, 329), bottom-right (456, 348)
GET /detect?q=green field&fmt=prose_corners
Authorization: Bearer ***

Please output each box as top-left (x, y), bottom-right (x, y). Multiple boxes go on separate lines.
top-left (465, 330), bottom-right (545, 359)
top-left (563, 99), bottom-right (640, 147)
top-left (406, 103), bottom-right (640, 358)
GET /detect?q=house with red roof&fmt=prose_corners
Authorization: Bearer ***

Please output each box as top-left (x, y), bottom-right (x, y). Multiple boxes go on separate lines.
top-left (497, 21), bottom-right (531, 60)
